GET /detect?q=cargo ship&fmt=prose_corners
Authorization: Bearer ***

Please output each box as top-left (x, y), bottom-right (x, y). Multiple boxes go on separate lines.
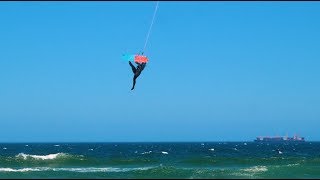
top-left (254, 134), bottom-right (305, 142)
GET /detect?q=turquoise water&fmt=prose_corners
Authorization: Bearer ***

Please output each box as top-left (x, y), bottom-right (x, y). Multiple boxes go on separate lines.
top-left (0, 142), bottom-right (319, 178)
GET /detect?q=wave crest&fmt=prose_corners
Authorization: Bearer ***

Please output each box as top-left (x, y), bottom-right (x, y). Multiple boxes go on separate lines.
top-left (242, 166), bottom-right (268, 173)
top-left (0, 167), bottom-right (154, 172)
top-left (15, 153), bottom-right (69, 160)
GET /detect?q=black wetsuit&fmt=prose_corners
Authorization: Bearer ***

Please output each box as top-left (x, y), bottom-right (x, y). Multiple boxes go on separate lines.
top-left (129, 61), bottom-right (146, 90)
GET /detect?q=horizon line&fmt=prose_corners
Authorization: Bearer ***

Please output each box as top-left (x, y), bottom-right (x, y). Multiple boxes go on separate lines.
top-left (0, 141), bottom-right (318, 143)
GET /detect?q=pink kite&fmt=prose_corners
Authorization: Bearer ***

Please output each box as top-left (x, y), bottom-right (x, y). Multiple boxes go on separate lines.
top-left (134, 55), bottom-right (148, 63)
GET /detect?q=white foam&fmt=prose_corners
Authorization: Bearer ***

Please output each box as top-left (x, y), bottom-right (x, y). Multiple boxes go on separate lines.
top-left (54, 145), bottom-right (60, 147)
top-left (0, 167), bottom-right (154, 173)
top-left (3, 147), bottom-right (7, 150)
top-left (286, 163), bottom-right (300, 167)
top-left (54, 167), bottom-right (124, 172)
top-left (141, 151), bottom-right (152, 155)
top-left (0, 168), bottom-right (44, 172)
top-left (16, 153), bottom-right (66, 160)
top-left (242, 166), bottom-right (268, 173)
top-left (88, 149), bottom-right (94, 151)
top-left (161, 151), bottom-right (168, 154)
top-left (278, 151), bottom-right (283, 154)
top-left (209, 148), bottom-right (214, 151)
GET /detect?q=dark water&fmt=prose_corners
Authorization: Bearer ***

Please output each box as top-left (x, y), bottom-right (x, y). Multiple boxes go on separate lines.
top-left (0, 142), bottom-right (320, 178)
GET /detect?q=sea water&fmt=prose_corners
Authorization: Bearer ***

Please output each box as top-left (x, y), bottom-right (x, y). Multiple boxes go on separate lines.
top-left (0, 142), bottom-right (319, 178)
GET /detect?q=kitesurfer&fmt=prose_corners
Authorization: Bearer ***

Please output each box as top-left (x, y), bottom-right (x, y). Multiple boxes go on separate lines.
top-left (129, 61), bottom-right (146, 90)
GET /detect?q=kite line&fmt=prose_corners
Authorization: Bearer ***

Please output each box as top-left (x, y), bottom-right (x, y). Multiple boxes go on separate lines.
top-left (142, 1), bottom-right (159, 55)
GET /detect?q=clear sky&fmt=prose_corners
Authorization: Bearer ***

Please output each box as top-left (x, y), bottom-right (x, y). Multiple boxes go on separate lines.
top-left (0, 2), bottom-right (319, 142)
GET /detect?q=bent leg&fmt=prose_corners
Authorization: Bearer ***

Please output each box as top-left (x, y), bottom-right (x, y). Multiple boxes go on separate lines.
top-left (129, 61), bottom-right (137, 74)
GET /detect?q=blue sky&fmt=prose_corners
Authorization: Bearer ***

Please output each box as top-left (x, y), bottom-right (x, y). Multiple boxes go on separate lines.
top-left (0, 2), bottom-right (319, 142)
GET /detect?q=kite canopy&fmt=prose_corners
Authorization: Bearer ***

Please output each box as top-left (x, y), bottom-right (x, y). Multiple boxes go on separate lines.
top-left (122, 54), bottom-right (148, 63)
top-left (122, 54), bottom-right (135, 61)
top-left (134, 55), bottom-right (148, 63)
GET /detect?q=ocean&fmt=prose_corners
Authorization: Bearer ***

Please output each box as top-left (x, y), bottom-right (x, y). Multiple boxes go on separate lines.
top-left (0, 142), bottom-right (319, 179)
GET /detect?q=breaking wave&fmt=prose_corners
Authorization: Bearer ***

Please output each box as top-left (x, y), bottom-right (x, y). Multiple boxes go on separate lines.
top-left (15, 153), bottom-right (69, 160)
top-left (0, 167), bottom-right (154, 173)
top-left (242, 166), bottom-right (268, 173)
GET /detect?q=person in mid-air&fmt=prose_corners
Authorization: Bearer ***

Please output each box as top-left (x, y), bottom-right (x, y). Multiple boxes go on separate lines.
top-left (129, 61), bottom-right (146, 90)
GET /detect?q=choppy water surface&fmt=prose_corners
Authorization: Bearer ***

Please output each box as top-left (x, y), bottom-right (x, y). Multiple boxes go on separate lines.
top-left (0, 142), bottom-right (319, 178)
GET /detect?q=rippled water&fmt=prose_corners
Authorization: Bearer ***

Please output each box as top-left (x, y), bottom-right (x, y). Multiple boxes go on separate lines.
top-left (0, 142), bottom-right (319, 178)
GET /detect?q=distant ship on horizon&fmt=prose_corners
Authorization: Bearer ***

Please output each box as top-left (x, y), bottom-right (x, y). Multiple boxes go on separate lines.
top-left (254, 134), bottom-right (305, 142)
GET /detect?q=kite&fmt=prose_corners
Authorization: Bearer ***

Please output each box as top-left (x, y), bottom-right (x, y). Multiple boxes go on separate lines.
top-left (122, 1), bottom-right (159, 90)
